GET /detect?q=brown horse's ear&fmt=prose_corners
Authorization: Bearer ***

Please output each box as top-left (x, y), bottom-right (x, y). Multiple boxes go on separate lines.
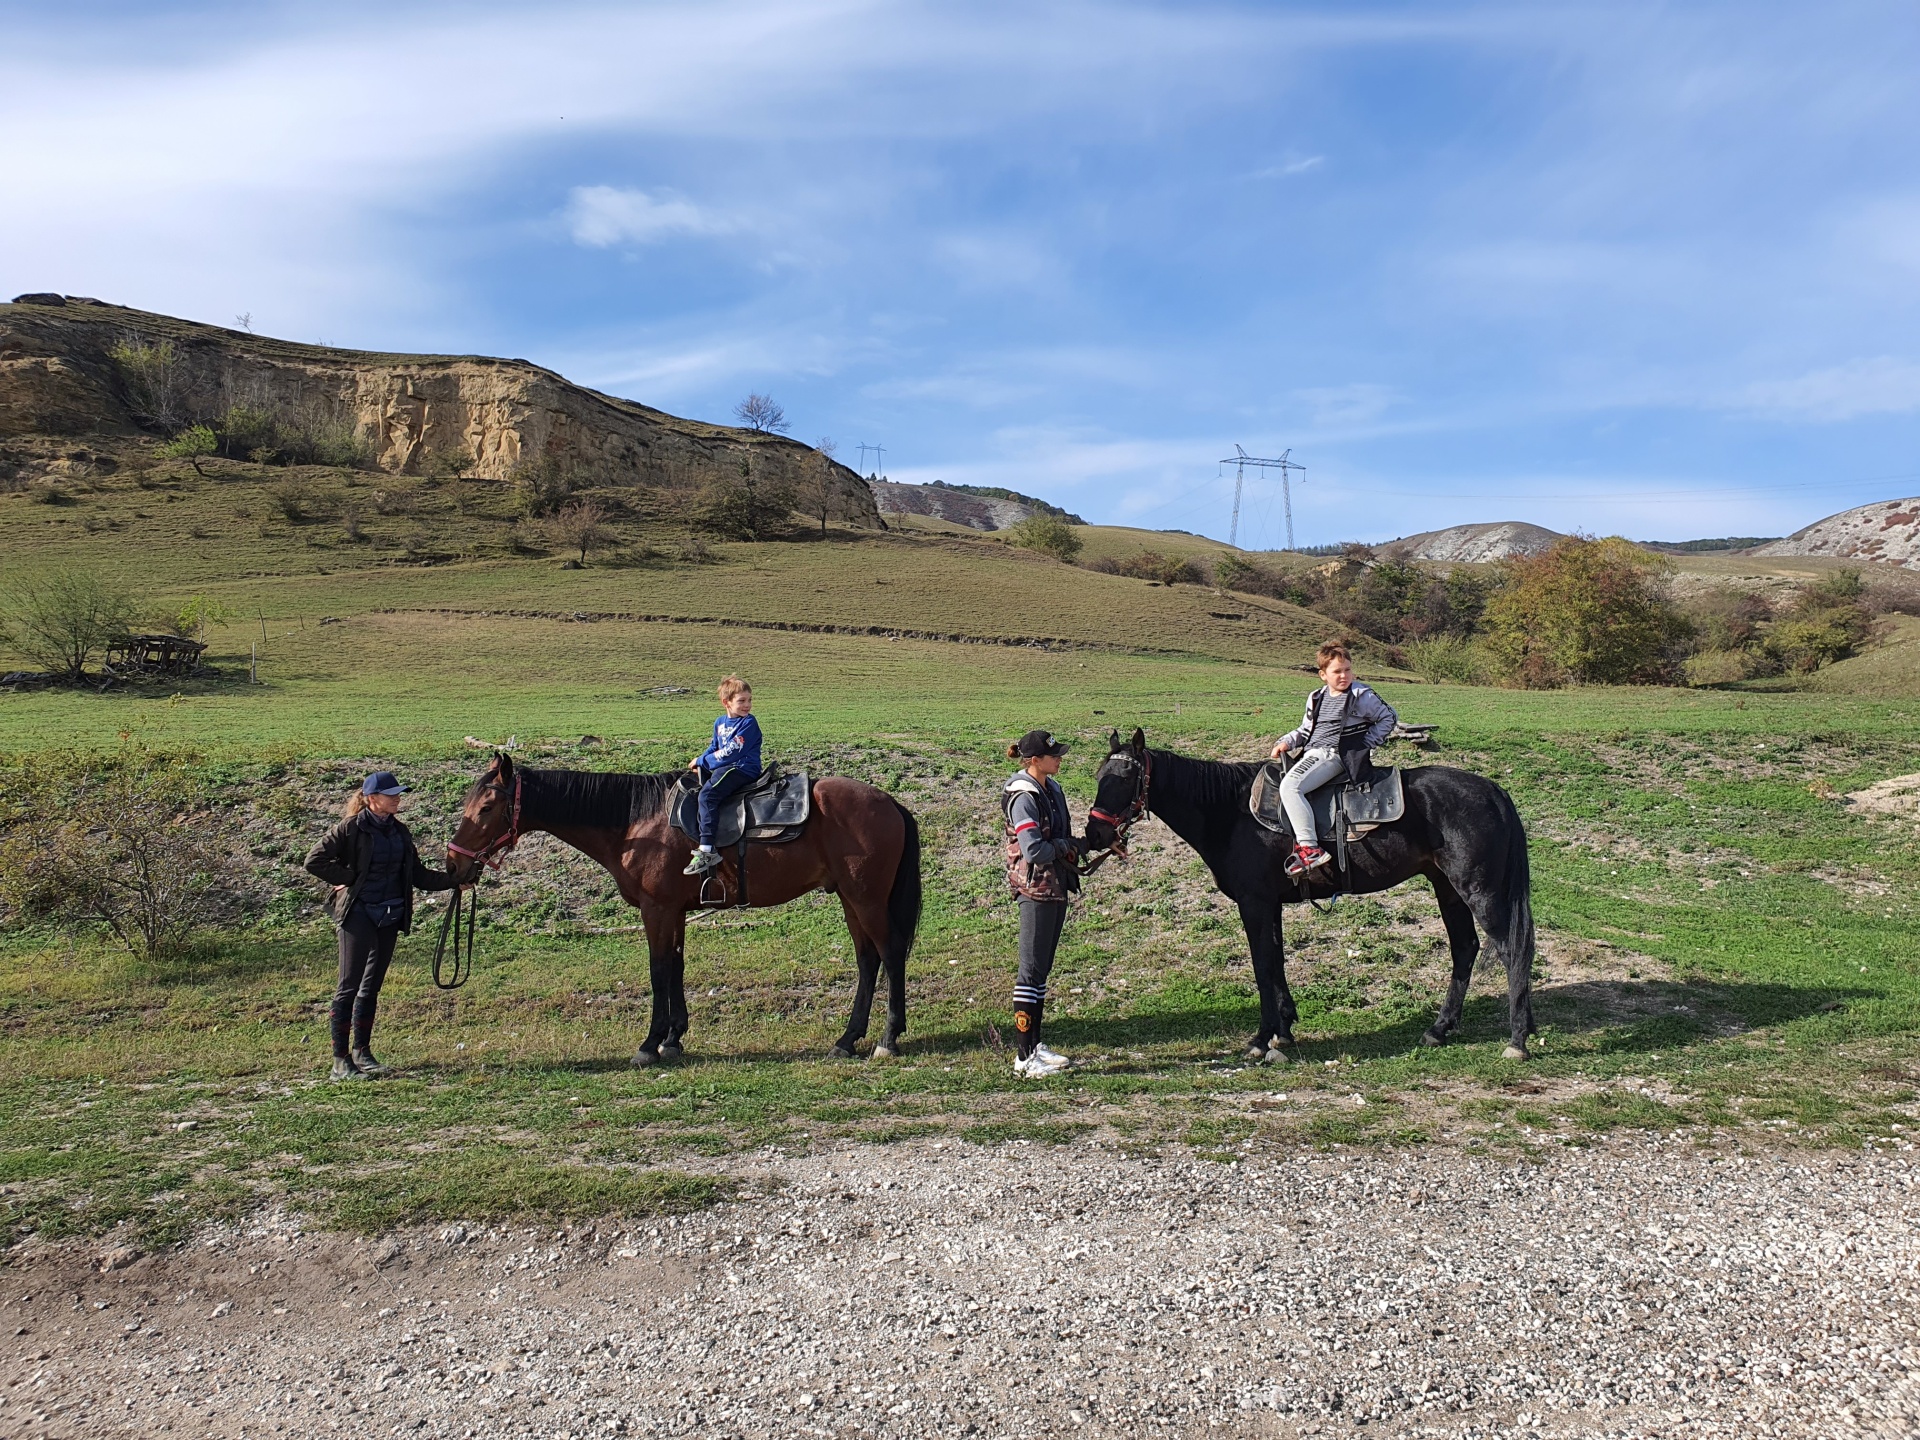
top-left (495, 751), bottom-right (515, 783)
top-left (1129, 727), bottom-right (1147, 755)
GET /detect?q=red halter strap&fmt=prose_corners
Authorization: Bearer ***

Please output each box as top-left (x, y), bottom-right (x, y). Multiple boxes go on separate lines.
top-left (1087, 750), bottom-right (1151, 866)
top-left (446, 772), bottom-right (523, 871)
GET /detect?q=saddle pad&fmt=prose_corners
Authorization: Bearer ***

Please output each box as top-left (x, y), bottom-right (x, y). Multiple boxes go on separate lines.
top-left (1249, 761), bottom-right (1404, 839)
top-left (671, 768), bottom-right (811, 848)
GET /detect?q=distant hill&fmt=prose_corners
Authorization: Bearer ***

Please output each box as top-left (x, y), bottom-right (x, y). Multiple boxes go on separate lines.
top-left (1639, 537), bottom-right (1781, 555)
top-left (871, 480), bottom-right (1083, 532)
top-left (1752, 498), bottom-right (1920, 569)
top-left (1376, 521), bottom-right (1561, 564)
top-left (0, 292), bottom-right (878, 523)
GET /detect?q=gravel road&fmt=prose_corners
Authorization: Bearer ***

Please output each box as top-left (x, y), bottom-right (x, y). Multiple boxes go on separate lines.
top-left (4, 1136), bottom-right (1915, 1439)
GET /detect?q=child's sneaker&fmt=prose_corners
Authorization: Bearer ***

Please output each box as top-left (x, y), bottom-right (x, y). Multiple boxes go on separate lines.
top-left (1285, 844), bottom-right (1332, 877)
top-left (683, 849), bottom-right (721, 876)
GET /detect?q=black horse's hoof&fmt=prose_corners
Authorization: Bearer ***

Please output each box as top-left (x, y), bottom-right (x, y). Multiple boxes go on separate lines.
top-left (631, 1048), bottom-right (658, 1069)
top-left (660, 1042), bottom-right (683, 1060)
top-left (1244, 1044), bottom-right (1267, 1062)
top-left (828, 1044), bottom-right (856, 1060)
top-left (871, 1044), bottom-right (898, 1061)
top-left (1502, 1043), bottom-right (1530, 1061)
top-left (1263, 1046), bottom-right (1292, 1065)
top-left (1420, 1029), bottom-right (1448, 1048)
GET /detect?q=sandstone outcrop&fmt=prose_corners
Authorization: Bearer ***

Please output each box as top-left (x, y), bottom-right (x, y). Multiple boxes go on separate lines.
top-left (0, 295), bottom-right (878, 523)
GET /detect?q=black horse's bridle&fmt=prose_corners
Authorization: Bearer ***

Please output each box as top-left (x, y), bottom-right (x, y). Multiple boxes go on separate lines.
top-left (1083, 750), bottom-right (1151, 876)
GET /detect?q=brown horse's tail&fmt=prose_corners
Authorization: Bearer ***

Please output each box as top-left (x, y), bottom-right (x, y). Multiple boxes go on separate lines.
top-left (885, 801), bottom-right (923, 966)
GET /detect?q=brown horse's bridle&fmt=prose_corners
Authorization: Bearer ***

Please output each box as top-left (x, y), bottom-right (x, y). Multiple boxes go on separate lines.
top-left (1084, 751), bottom-right (1151, 875)
top-left (446, 772), bottom-right (523, 872)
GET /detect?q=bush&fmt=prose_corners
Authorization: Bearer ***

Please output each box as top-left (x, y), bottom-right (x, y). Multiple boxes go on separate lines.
top-left (268, 476), bottom-right (316, 522)
top-left (1403, 634), bottom-right (1496, 685)
top-left (0, 569), bottom-right (141, 679)
top-left (1763, 570), bottom-right (1873, 674)
top-left (1481, 536), bottom-right (1693, 687)
top-left (692, 466), bottom-right (797, 540)
top-left (1683, 648), bottom-right (1774, 686)
top-left (548, 499), bottom-right (615, 564)
top-left (1007, 514), bottom-right (1083, 562)
top-left (512, 454), bottom-right (583, 518)
top-left (161, 424), bottom-right (218, 476)
top-left (1093, 550), bottom-right (1205, 585)
top-left (0, 752), bottom-right (243, 963)
top-left (108, 339), bottom-right (190, 430)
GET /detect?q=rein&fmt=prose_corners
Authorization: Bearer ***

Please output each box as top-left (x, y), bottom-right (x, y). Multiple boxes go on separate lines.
top-left (1083, 751), bottom-right (1152, 877)
top-left (433, 771), bottom-right (523, 990)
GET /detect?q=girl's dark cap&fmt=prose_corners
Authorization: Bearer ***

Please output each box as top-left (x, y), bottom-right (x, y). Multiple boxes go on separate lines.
top-left (361, 771), bottom-right (409, 796)
top-left (1014, 730), bottom-right (1070, 758)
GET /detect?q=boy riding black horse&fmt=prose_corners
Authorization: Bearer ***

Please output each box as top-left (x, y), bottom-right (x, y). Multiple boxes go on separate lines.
top-left (1270, 642), bottom-right (1397, 877)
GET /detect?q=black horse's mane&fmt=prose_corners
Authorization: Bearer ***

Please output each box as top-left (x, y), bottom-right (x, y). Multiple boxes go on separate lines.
top-left (471, 766), bottom-right (681, 831)
top-left (1146, 747), bottom-right (1263, 813)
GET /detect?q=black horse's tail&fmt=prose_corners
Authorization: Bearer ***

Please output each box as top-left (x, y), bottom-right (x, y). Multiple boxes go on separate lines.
top-left (1500, 787), bottom-right (1537, 1006)
top-left (885, 801), bottom-right (923, 966)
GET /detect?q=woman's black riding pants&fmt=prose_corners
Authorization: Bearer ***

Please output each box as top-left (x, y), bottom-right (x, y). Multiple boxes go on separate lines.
top-left (333, 910), bottom-right (400, 1056)
top-left (1013, 898), bottom-right (1067, 1054)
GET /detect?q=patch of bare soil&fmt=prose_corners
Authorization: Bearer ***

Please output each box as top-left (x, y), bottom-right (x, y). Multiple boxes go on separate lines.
top-left (1844, 772), bottom-right (1920, 821)
top-left (6, 1140), bottom-right (1917, 1440)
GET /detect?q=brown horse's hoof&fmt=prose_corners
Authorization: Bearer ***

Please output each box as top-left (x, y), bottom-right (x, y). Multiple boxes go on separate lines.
top-left (1502, 1044), bottom-right (1530, 1061)
top-left (828, 1044), bottom-right (856, 1060)
top-left (631, 1049), bottom-right (657, 1069)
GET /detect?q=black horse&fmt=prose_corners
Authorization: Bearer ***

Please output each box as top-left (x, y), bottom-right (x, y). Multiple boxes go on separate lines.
top-left (1083, 729), bottom-right (1537, 1059)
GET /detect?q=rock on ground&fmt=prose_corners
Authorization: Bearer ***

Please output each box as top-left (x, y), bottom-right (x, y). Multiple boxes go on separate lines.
top-left (3, 1137), bottom-right (1915, 1439)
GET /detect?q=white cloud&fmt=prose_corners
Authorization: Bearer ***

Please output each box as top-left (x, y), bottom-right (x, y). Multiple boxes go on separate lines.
top-left (1736, 357), bottom-right (1920, 422)
top-left (565, 186), bottom-right (729, 247)
top-left (1292, 382), bottom-right (1396, 427)
top-left (1250, 154), bottom-right (1324, 178)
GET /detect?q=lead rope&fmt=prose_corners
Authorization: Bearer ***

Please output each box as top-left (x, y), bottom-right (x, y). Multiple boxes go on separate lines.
top-left (431, 884), bottom-right (477, 989)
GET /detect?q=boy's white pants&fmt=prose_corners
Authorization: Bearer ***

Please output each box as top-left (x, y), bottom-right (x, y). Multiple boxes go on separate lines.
top-left (1278, 748), bottom-right (1345, 847)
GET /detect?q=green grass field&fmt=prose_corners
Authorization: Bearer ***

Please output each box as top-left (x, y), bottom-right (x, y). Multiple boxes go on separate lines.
top-left (4, 463), bottom-right (1920, 1245)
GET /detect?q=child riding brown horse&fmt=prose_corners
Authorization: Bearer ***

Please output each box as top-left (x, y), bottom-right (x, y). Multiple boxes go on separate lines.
top-left (445, 753), bottom-right (921, 1064)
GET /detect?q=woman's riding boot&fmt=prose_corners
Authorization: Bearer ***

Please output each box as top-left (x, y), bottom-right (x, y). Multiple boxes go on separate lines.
top-left (329, 1000), bottom-right (353, 1060)
top-left (350, 1002), bottom-right (390, 1076)
top-left (1013, 1001), bottom-right (1043, 1061)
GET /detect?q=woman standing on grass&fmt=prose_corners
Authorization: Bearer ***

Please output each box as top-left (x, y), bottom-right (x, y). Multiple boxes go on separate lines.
top-left (1002, 729), bottom-right (1088, 1078)
top-left (303, 772), bottom-right (459, 1081)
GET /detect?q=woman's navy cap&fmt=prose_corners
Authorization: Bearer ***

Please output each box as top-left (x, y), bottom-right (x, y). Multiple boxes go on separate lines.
top-left (1014, 729), bottom-right (1069, 758)
top-left (362, 771), bottom-right (409, 796)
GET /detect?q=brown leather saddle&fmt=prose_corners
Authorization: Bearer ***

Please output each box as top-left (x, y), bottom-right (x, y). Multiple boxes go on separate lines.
top-left (669, 764), bottom-right (812, 849)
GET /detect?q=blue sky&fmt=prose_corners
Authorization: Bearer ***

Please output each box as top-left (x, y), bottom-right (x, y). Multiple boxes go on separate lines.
top-left (4, 1), bottom-right (1918, 547)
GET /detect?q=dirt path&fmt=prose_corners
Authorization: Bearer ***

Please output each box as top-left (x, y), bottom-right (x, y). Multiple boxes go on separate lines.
top-left (4, 1137), bottom-right (1915, 1439)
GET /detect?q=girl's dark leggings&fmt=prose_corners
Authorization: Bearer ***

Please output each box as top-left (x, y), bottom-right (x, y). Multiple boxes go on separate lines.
top-left (1013, 898), bottom-right (1067, 1055)
top-left (333, 910), bottom-right (400, 1056)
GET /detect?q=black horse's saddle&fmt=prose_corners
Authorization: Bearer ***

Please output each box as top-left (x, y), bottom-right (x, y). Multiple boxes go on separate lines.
top-left (670, 765), bottom-right (812, 848)
top-left (1249, 760), bottom-right (1404, 842)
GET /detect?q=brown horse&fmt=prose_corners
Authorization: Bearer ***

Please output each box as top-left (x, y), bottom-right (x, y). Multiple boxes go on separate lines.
top-left (445, 753), bottom-right (922, 1065)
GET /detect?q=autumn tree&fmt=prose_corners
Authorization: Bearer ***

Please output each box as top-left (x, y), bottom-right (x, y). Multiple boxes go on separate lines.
top-left (1481, 536), bottom-right (1692, 687)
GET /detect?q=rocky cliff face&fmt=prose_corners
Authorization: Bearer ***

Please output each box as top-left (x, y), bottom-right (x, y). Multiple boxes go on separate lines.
top-left (0, 294), bottom-right (878, 523)
top-left (1376, 521), bottom-right (1562, 564)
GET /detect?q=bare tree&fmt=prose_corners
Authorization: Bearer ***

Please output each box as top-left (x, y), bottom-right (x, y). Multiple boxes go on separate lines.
top-left (548, 499), bottom-right (615, 565)
top-left (802, 437), bottom-right (847, 536)
top-left (733, 393), bottom-right (790, 434)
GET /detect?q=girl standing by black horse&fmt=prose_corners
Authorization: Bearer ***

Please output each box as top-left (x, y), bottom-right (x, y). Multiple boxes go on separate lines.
top-left (1002, 729), bottom-right (1089, 1078)
top-left (304, 771), bottom-right (459, 1080)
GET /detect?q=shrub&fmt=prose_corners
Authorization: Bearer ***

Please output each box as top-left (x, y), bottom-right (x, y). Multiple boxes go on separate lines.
top-left (0, 569), bottom-right (141, 679)
top-left (1682, 588), bottom-right (1775, 652)
top-left (268, 477), bottom-right (315, 522)
top-left (1481, 536), bottom-right (1693, 687)
top-left (1403, 634), bottom-right (1496, 685)
top-left (693, 465), bottom-right (797, 541)
top-left (1683, 649), bottom-right (1774, 686)
top-left (512, 454), bottom-right (582, 517)
top-left (161, 424), bottom-right (218, 476)
top-left (217, 404), bottom-right (279, 461)
top-left (108, 339), bottom-right (190, 430)
top-left (0, 752), bottom-right (243, 963)
top-left (167, 595), bottom-right (237, 640)
top-left (1094, 550), bottom-right (1205, 585)
top-left (548, 499), bottom-right (615, 565)
top-left (1763, 570), bottom-right (1873, 674)
top-left (1007, 514), bottom-right (1083, 563)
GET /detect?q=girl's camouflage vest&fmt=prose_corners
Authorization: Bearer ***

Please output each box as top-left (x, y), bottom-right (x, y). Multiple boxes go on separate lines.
top-left (1003, 774), bottom-right (1069, 903)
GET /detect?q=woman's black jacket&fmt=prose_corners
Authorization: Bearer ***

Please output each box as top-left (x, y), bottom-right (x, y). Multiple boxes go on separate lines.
top-left (304, 814), bottom-right (455, 934)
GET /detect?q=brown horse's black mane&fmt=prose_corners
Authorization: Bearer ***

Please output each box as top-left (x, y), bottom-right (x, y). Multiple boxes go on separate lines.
top-left (469, 766), bottom-right (681, 831)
